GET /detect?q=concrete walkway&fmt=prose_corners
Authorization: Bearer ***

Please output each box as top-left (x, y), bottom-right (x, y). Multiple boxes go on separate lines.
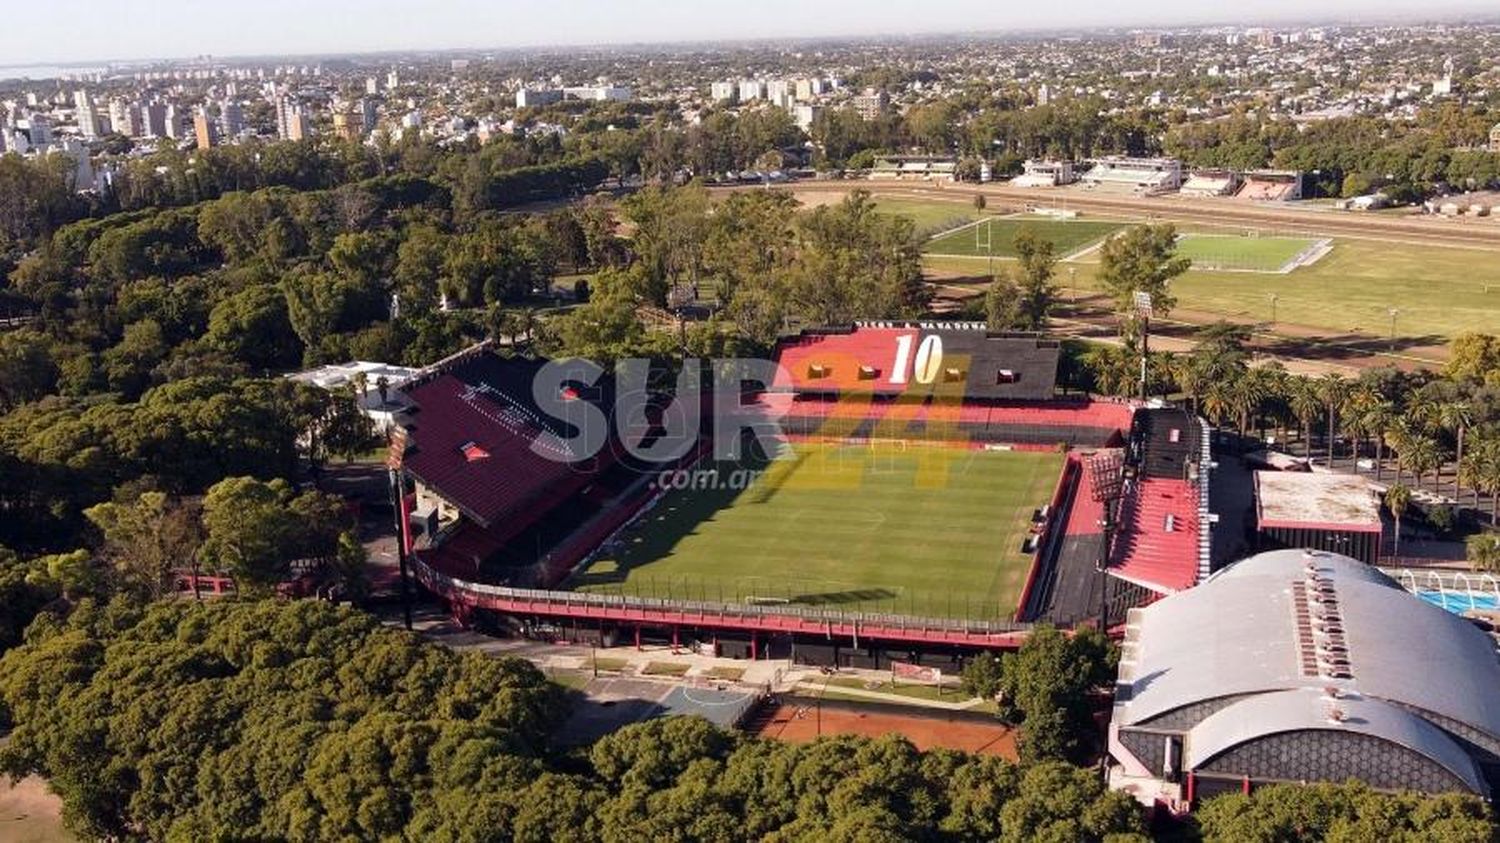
top-left (387, 606), bottom-right (988, 713)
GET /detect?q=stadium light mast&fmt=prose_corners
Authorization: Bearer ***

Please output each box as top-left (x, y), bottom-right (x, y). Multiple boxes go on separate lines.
top-left (1085, 451), bottom-right (1125, 630)
top-left (1133, 291), bottom-right (1154, 402)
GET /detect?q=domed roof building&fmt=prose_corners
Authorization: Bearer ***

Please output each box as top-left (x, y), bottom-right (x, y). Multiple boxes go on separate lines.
top-left (1108, 549), bottom-right (1500, 807)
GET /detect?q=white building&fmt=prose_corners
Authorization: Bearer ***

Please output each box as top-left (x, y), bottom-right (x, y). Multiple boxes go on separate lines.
top-left (738, 79), bottom-right (765, 102)
top-left (287, 361), bottom-right (423, 433)
top-left (516, 88), bottom-right (563, 108)
top-left (710, 81), bottom-right (737, 103)
top-left (73, 90), bottom-right (99, 139)
top-left (1011, 159), bottom-right (1076, 187)
top-left (1080, 156), bottom-right (1182, 194)
top-left (793, 104), bottom-right (823, 131)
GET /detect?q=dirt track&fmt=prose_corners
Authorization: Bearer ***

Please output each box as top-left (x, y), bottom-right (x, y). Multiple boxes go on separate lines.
top-left (754, 700), bottom-right (1018, 758)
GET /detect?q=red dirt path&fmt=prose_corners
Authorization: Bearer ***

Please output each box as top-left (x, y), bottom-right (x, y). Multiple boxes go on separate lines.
top-left (753, 703), bottom-right (1019, 759)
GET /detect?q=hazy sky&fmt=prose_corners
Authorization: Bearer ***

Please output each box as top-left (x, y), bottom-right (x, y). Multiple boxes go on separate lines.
top-left (4, 0), bottom-right (1496, 65)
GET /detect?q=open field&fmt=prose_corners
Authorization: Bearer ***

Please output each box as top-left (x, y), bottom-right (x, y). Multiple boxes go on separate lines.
top-left (754, 700), bottom-right (1018, 758)
top-left (0, 776), bottom-right (71, 843)
top-left (869, 196), bottom-right (979, 233)
top-left (926, 230), bottom-right (1500, 344)
top-left (572, 444), bottom-right (1063, 620)
top-left (924, 217), bottom-right (1123, 259)
top-left (1173, 234), bottom-right (1324, 273)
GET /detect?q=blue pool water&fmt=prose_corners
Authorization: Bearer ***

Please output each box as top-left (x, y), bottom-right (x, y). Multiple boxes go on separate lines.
top-left (1417, 590), bottom-right (1500, 613)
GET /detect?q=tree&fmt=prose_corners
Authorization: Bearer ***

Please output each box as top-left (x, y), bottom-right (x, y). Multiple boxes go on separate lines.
top-left (1467, 532), bottom-right (1500, 573)
top-left (996, 624), bottom-right (1115, 764)
top-left (1319, 373), bottom-right (1347, 465)
top-left (1009, 228), bottom-right (1059, 331)
top-left (1095, 223), bottom-right (1188, 319)
top-left (1459, 433), bottom-right (1500, 523)
top-left (959, 652), bottom-right (1004, 700)
top-left (83, 492), bottom-right (201, 599)
top-left (0, 331), bottom-right (58, 410)
top-left (1386, 483), bottom-right (1412, 558)
top-left (198, 477), bottom-right (298, 589)
top-left (318, 385), bottom-right (378, 464)
top-left (1194, 781), bottom-right (1493, 843)
top-left (985, 276), bottom-right (1024, 330)
top-left (206, 285), bottom-right (303, 371)
top-left (1287, 377), bottom-right (1324, 460)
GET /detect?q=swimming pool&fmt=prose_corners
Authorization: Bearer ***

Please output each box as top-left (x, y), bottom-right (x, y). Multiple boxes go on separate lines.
top-left (1417, 590), bottom-right (1500, 613)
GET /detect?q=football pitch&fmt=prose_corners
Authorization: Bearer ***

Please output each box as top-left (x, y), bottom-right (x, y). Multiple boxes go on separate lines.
top-left (571, 444), bottom-right (1064, 621)
top-left (923, 216), bottom-right (1123, 259)
top-left (1174, 234), bottom-right (1324, 272)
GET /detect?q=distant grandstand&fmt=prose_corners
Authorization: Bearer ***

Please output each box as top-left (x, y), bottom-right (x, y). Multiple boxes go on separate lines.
top-left (1180, 168), bottom-right (1242, 197)
top-left (1080, 156), bottom-right (1182, 195)
top-left (1011, 159), bottom-right (1077, 188)
top-left (1237, 169), bottom-right (1303, 201)
top-left (387, 329), bottom-right (1213, 660)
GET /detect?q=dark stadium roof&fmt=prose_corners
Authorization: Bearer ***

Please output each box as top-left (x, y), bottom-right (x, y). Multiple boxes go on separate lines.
top-left (395, 349), bottom-right (617, 527)
top-left (772, 323), bottom-right (1060, 401)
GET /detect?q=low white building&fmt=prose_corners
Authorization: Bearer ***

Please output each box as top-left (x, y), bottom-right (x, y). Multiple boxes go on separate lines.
top-left (288, 361), bottom-right (422, 432)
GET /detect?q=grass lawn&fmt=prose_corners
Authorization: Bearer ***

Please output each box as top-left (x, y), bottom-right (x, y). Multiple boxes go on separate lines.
top-left (571, 443), bottom-right (1062, 620)
top-left (642, 661), bottom-right (692, 677)
top-left (869, 197), bottom-right (980, 234)
top-left (1173, 234), bottom-right (1322, 272)
top-left (589, 656), bottom-right (630, 673)
top-left (706, 666), bottom-right (747, 681)
top-left (823, 676), bottom-right (965, 701)
top-left (924, 217), bottom-right (1123, 259)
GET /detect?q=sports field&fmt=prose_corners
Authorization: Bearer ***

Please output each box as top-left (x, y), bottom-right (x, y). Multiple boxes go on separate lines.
top-left (1174, 233), bottom-right (1324, 272)
top-left (924, 217), bottom-right (1123, 259)
top-left (571, 443), bottom-right (1063, 620)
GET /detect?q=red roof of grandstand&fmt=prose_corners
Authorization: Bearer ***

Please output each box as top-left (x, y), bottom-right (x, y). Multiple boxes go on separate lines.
top-left (397, 352), bottom-right (618, 527)
top-left (1111, 476), bottom-right (1200, 593)
top-left (773, 323), bottom-right (1061, 402)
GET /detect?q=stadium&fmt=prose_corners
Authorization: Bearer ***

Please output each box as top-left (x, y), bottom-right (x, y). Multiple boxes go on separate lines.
top-left (388, 324), bottom-right (1214, 664)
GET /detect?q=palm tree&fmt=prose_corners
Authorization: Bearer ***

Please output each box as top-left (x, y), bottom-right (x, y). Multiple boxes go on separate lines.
top-left (1173, 355), bottom-right (1206, 414)
top-left (1432, 399), bottom-right (1473, 498)
top-left (1460, 434), bottom-right (1500, 525)
top-left (1467, 532), bottom-right (1500, 574)
top-left (1342, 387), bottom-right (1377, 471)
top-left (1385, 421), bottom-right (1415, 486)
top-left (1362, 399), bottom-right (1396, 481)
top-left (1230, 368), bottom-right (1275, 437)
top-left (1201, 380), bottom-right (1235, 429)
top-left (1319, 373), bottom-right (1347, 466)
top-left (1403, 434), bottom-right (1442, 494)
top-left (1386, 483), bottom-right (1412, 558)
top-left (1287, 377), bottom-right (1323, 461)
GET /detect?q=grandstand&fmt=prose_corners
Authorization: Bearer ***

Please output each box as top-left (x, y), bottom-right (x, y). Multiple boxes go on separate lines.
top-left (388, 329), bottom-right (1213, 659)
top-left (870, 154), bottom-right (958, 181)
top-left (1011, 159), bottom-right (1076, 188)
top-left (1080, 156), bottom-right (1182, 195)
top-left (1180, 168), bottom-right (1242, 197)
top-left (1237, 169), bottom-right (1303, 201)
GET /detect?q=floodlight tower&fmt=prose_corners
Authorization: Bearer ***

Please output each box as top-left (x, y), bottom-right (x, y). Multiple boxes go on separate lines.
top-left (1085, 451), bottom-right (1125, 629)
top-left (1133, 290), bottom-right (1154, 402)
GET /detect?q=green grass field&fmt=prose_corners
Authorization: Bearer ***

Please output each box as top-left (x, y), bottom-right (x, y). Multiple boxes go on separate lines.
top-left (571, 444), bottom-right (1063, 620)
top-left (870, 197), bottom-right (980, 233)
top-left (1173, 234), bottom-right (1322, 272)
top-left (927, 236), bottom-right (1500, 343)
top-left (924, 217), bottom-right (1123, 259)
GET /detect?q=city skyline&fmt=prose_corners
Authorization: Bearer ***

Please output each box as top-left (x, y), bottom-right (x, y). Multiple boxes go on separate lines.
top-left (6, 0), bottom-right (1500, 66)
